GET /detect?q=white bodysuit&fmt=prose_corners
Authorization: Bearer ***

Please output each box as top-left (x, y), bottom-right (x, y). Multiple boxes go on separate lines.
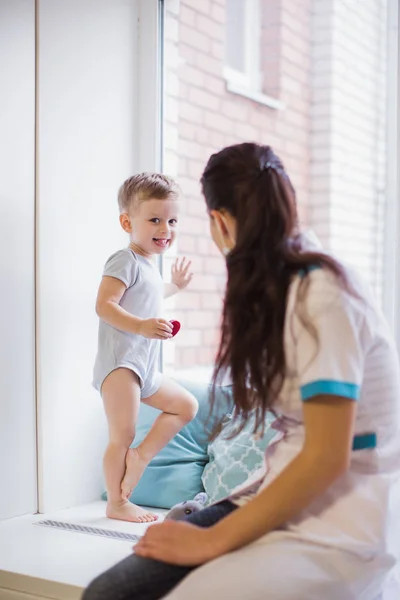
top-left (93, 248), bottom-right (163, 398)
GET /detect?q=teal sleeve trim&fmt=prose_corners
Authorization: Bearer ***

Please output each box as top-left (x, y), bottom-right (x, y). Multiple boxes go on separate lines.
top-left (301, 380), bottom-right (360, 401)
top-left (352, 432), bottom-right (377, 451)
top-left (298, 264), bottom-right (322, 278)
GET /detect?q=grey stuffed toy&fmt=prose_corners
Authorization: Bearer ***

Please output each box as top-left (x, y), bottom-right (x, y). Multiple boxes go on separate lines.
top-left (165, 492), bottom-right (208, 521)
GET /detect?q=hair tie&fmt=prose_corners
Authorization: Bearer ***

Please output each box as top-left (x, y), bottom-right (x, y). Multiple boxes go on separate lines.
top-left (258, 162), bottom-right (274, 178)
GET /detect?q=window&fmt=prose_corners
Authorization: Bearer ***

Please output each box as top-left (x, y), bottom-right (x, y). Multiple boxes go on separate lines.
top-left (162, 0), bottom-right (397, 383)
top-left (224, 0), bottom-right (261, 92)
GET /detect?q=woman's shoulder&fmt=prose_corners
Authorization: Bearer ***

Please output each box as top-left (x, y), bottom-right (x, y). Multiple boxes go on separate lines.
top-left (295, 232), bottom-right (374, 305)
top-left (289, 260), bottom-right (377, 322)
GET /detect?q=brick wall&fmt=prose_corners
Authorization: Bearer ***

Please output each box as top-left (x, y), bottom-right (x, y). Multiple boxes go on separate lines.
top-left (310, 0), bottom-right (388, 299)
top-left (163, 0), bottom-right (313, 375)
top-left (163, 0), bottom-right (388, 376)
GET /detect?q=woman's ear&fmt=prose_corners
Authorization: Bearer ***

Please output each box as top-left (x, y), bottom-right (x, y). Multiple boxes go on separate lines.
top-left (119, 213), bottom-right (132, 233)
top-left (211, 210), bottom-right (228, 236)
top-left (211, 209), bottom-right (236, 250)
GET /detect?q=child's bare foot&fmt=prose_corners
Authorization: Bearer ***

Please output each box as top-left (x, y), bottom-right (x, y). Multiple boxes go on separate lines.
top-left (121, 447), bottom-right (149, 500)
top-left (106, 500), bottom-right (158, 523)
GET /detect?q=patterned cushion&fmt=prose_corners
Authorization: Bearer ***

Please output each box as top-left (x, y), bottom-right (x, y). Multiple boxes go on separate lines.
top-left (201, 413), bottom-right (277, 505)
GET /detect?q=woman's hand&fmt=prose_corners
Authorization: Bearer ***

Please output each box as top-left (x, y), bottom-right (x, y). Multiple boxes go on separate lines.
top-left (134, 520), bottom-right (222, 566)
top-left (171, 257), bottom-right (193, 290)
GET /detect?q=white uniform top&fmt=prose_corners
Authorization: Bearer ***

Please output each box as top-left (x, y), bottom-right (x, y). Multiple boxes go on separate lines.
top-left (230, 263), bottom-right (400, 562)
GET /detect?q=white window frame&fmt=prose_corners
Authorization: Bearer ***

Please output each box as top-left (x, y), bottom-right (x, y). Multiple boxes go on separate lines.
top-left (223, 0), bottom-right (283, 110)
top-left (382, 0), bottom-right (399, 349)
top-left (137, 0), bottom-right (163, 174)
top-left (224, 0), bottom-right (261, 92)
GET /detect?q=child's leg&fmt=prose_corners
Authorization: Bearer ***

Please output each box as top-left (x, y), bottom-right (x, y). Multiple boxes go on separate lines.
top-left (102, 367), bottom-right (157, 523)
top-left (121, 377), bottom-right (198, 499)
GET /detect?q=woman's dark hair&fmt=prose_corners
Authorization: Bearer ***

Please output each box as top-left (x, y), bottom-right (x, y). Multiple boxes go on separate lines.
top-left (200, 142), bottom-right (352, 436)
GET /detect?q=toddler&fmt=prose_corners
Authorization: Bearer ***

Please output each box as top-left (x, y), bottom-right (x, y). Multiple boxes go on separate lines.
top-left (93, 173), bottom-right (198, 523)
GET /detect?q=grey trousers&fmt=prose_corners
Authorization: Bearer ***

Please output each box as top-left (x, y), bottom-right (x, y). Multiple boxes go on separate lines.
top-left (82, 501), bottom-right (237, 600)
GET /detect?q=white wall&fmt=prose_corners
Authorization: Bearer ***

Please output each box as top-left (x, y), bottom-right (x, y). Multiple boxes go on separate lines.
top-left (0, 0), bottom-right (37, 519)
top-left (36, 0), bottom-right (142, 512)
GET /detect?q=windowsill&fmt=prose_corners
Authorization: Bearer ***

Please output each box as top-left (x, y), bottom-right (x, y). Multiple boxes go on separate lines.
top-left (225, 79), bottom-right (283, 110)
top-left (0, 501), bottom-right (167, 600)
top-left (0, 503), bottom-right (399, 600)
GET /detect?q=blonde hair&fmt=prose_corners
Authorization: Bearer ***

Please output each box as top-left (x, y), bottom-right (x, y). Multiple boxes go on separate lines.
top-left (117, 173), bottom-right (180, 213)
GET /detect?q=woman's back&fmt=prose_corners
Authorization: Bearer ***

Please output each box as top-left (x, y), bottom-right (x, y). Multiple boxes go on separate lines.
top-left (254, 264), bottom-right (400, 559)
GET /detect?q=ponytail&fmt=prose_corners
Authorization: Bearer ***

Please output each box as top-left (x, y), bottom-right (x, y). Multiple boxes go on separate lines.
top-left (201, 143), bottom-right (353, 436)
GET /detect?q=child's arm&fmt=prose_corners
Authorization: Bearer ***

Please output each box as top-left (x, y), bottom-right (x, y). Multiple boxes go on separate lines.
top-left (96, 276), bottom-right (172, 339)
top-left (164, 283), bottom-right (179, 299)
top-left (165, 257), bottom-right (193, 299)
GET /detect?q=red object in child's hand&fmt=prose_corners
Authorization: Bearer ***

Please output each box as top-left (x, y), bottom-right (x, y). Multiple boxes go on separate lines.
top-left (170, 320), bottom-right (181, 337)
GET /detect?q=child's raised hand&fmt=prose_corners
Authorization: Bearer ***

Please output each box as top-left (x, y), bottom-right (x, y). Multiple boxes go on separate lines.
top-left (138, 318), bottom-right (173, 339)
top-left (171, 257), bottom-right (193, 290)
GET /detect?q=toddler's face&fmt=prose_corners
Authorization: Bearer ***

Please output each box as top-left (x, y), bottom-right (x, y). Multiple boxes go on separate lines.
top-left (124, 197), bottom-right (179, 257)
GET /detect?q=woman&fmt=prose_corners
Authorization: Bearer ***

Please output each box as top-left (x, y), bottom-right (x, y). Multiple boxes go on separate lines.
top-left (84, 143), bottom-right (400, 600)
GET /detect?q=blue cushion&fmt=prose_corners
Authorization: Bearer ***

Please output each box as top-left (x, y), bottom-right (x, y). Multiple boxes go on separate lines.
top-left (103, 379), bottom-right (232, 509)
